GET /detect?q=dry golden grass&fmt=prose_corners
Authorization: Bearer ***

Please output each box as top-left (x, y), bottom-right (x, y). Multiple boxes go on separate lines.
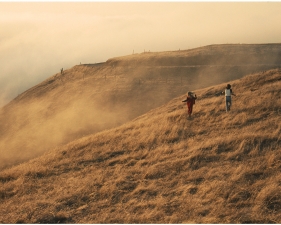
top-left (0, 69), bottom-right (280, 223)
top-left (1, 44), bottom-right (281, 170)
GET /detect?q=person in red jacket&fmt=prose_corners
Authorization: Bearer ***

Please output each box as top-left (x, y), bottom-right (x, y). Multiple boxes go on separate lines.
top-left (182, 92), bottom-right (197, 117)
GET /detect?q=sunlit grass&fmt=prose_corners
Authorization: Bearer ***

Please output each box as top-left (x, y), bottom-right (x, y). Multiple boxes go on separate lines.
top-left (0, 69), bottom-right (280, 223)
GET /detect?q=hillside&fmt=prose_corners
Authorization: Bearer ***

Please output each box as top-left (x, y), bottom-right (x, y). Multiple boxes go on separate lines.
top-left (0, 69), bottom-right (280, 223)
top-left (1, 43), bottom-right (281, 169)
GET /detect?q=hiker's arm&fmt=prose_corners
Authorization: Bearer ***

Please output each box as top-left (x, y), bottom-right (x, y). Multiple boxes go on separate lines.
top-left (182, 99), bottom-right (187, 102)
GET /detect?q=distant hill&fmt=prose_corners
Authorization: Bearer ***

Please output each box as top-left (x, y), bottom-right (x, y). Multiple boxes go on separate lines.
top-left (1, 43), bottom-right (281, 169)
top-left (0, 68), bottom-right (280, 223)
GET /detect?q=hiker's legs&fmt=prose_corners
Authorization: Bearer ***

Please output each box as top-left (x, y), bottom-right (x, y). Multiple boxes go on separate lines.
top-left (225, 96), bottom-right (231, 111)
top-left (188, 104), bottom-right (193, 117)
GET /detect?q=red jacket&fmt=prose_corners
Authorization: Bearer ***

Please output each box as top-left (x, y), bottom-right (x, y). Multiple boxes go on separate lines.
top-left (182, 96), bottom-right (196, 106)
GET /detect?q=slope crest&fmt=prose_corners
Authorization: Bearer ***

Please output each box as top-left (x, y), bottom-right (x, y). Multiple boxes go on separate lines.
top-left (1, 44), bottom-right (281, 170)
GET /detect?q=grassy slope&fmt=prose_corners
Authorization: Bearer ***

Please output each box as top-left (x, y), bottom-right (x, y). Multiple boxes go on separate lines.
top-left (0, 69), bottom-right (281, 223)
top-left (1, 44), bottom-right (281, 170)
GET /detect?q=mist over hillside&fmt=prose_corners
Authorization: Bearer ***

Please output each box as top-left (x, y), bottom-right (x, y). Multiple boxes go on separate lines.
top-left (0, 68), bottom-right (280, 223)
top-left (1, 44), bottom-right (281, 169)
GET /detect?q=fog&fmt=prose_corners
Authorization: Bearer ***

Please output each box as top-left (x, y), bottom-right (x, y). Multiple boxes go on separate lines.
top-left (1, 2), bottom-right (281, 106)
top-left (1, 2), bottom-right (281, 169)
top-left (1, 42), bottom-right (280, 170)
top-left (0, 97), bottom-right (128, 169)
top-left (0, 62), bottom-right (190, 169)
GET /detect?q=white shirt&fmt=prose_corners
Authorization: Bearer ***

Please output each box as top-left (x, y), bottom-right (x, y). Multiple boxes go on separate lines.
top-left (225, 89), bottom-right (231, 96)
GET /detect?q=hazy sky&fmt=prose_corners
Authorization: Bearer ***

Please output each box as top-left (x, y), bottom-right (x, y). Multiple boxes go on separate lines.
top-left (1, 1), bottom-right (281, 107)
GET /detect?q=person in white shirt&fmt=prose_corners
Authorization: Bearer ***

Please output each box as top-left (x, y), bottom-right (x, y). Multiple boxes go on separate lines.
top-left (222, 84), bottom-right (236, 112)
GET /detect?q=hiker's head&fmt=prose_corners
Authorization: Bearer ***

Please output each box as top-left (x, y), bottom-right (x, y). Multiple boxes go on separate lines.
top-left (226, 84), bottom-right (231, 89)
top-left (188, 92), bottom-right (193, 96)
